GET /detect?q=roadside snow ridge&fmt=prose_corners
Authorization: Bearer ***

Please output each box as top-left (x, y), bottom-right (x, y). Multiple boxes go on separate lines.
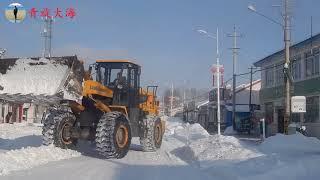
top-left (0, 145), bottom-right (81, 175)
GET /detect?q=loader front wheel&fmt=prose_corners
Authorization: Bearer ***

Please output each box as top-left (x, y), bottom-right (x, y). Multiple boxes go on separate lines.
top-left (42, 109), bottom-right (77, 149)
top-left (140, 116), bottom-right (163, 152)
top-left (95, 112), bottom-right (131, 159)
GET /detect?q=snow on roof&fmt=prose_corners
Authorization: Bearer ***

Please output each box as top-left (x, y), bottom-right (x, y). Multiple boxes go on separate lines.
top-left (197, 100), bottom-right (209, 108)
top-left (235, 79), bottom-right (261, 93)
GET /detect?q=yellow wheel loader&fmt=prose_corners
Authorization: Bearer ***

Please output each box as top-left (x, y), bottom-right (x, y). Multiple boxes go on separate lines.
top-left (0, 56), bottom-right (165, 158)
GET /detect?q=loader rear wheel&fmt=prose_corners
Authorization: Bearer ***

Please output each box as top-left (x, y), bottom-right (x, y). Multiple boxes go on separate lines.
top-left (42, 109), bottom-right (77, 149)
top-left (95, 112), bottom-right (131, 159)
top-left (140, 116), bottom-right (163, 152)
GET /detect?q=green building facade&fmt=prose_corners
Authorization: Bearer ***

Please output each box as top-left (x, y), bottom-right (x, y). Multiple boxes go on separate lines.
top-left (254, 34), bottom-right (320, 138)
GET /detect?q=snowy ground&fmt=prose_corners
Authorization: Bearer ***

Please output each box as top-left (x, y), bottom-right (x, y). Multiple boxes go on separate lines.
top-left (0, 117), bottom-right (320, 180)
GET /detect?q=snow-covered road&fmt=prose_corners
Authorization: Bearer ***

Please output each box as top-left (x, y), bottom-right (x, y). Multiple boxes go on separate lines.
top-left (1, 117), bottom-right (320, 180)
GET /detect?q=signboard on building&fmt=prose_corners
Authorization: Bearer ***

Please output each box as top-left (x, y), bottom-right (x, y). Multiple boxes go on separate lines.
top-left (211, 64), bottom-right (224, 88)
top-left (291, 96), bottom-right (306, 113)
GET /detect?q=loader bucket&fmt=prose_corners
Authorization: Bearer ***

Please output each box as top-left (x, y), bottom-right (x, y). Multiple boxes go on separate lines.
top-left (0, 56), bottom-right (84, 105)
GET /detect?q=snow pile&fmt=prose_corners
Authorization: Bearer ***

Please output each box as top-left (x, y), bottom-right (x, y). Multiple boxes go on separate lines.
top-left (0, 58), bottom-right (69, 95)
top-left (188, 135), bottom-right (260, 167)
top-left (165, 118), bottom-right (260, 168)
top-left (223, 126), bottom-right (237, 135)
top-left (0, 122), bottom-right (41, 139)
top-left (165, 118), bottom-right (209, 144)
top-left (260, 133), bottom-right (320, 154)
top-left (0, 145), bottom-right (81, 175)
top-left (202, 133), bottom-right (320, 180)
top-left (172, 123), bottom-right (210, 144)
top-left (0, 123), bottom-right (43, 152)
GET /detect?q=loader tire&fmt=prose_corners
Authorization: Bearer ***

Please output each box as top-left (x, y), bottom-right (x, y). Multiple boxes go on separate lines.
top-left (95, 112), bottom-right (131, 159)
top-left (42, 109), bottom-right (77, 149)
top-left (140, 116), bottom-right (163, 152)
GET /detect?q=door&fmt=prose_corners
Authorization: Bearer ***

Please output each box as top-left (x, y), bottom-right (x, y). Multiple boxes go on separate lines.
top-left (278, 109), bottom-right (284, 133)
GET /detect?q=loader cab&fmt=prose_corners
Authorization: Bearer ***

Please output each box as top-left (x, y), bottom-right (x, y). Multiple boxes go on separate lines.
top-left (95, 60), bottom-right (141, 107)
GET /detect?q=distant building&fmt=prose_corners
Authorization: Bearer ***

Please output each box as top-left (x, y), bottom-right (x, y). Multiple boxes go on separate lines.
top-left (0, 101), bottom-right (46, 124)
top-left (225, 80), bottom-right (261, 133)
top-left (197, 80), bottom-right (261, 133)
top-left (254, 33), bottom-right (320, 138)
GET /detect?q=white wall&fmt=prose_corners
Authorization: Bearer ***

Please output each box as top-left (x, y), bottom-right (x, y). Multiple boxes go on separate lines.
top-left (235, 82), bottom-right (261, 105)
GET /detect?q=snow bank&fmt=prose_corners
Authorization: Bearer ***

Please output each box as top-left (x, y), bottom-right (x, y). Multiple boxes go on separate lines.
top-left (0, 122), bottom-right (41, 139)
top-left (223, 126), bottom-right (237, 135)
top-left (164, 117), bottom-right (209, 144)
top-left (0, 145), bottom-right (81, 175)
top-left (260, 133), bottom-right (320, 154)
top-left (189, 135), bottom-right (260, 167)
top-left (164, 117), bottom-right (260, 168)
top-left (171, 134), bottom-right (260, 168)
top-left (0, 122), bottom-right (81, 176)
top-left (172, 123), bottom-right (210, 144)
top-left (201, 132), bottom-right (320, 180)
top-left (0, 58), bottom-right (69, 95)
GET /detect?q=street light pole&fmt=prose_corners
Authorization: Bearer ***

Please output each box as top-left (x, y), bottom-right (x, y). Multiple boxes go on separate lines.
top-left (216, 27), bottom-right (221, 135)
top-left (197, 28), bottom-right (221, 135)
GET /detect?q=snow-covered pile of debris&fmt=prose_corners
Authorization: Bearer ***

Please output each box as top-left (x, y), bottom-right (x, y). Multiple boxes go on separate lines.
top-left (0, 58), bottom-right (69, 95)
top-left (0, 145), bottom-right (81, 176)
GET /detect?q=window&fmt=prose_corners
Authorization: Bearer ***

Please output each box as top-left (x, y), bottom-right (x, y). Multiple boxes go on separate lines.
top-left (305, 50), bottom-right (319, 77)
top-left (265, 67), bottom-right (274, 87)
top-left (275, 63), bottom-right (284, 85)
top-left (97, 66), bottom-right (106, 85)
top-left (130, 69), bottom-right (135, 87)
top-left (304, 96), bottom-right (319, 123)
top-left (291, 55), bottom-right (301, 80)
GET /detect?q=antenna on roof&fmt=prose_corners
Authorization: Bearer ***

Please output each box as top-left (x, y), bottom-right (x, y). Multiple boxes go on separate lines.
top-left (41, 16), bottom-right (54, 58)
top-left (0, 48), bottom-right (6, 59)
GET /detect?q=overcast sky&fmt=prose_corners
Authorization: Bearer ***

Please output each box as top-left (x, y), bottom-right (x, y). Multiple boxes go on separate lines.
top-left (0, 0), bottom-right (319, 92)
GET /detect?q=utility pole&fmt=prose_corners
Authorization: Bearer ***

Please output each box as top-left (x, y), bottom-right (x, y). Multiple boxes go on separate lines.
top-left (249, 66), bottom-right (255, 113)
top-left (170, 83), bottom-right (174, 117)
top-left (228, 25), bottom-right (242, 130)
top-left (283, 0), bottom-right (291, 134)
top-left (183, 80), bottom-right (186, 107)
top-left (42, 16), bottom-right (53, 58)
